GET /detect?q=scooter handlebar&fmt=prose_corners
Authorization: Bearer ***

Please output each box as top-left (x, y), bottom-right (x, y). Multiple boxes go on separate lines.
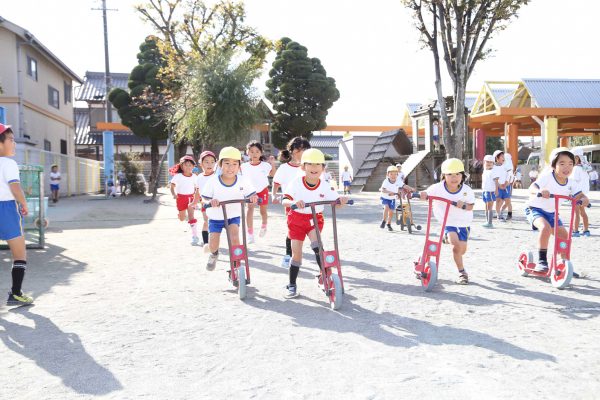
top-left (202, 198), bottom-right (262, 210)
top-left (411, 192), bottom-right (458, 206)
top-left (290, 199), bottom-right (354, 210)
top-left (536, 193), bottom-right (591, 207)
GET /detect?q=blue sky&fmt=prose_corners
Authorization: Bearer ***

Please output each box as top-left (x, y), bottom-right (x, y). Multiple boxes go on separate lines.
top-left (1, 0), bottom-right (598, 125)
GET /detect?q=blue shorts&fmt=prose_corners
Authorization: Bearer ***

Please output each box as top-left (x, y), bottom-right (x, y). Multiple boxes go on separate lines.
top-left (0, 200), bottom-right (24, 241)
top-left (482, 191), bottom-right (496, 203)
top-left (50, 184), bottom-right (59, 191)
top-left (525, 207), bottom-right (562, 230)
top-left (343, 181), bottom-right (351, 187)
top-left (381, 197), bottom-right (396, 209)
top-left (498, 188), bottom-right (511, 199)
top-left (208, 217), bottom-right (241, 233)
top-left (444, 226), bottom-right (470, 242)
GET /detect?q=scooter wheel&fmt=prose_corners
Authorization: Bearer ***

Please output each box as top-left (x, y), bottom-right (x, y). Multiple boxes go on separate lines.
top-left (517, 251), bottom-right (533, 277)
top-left (329, 274), bottom-right (343, 310)
top-left (238, 266), bottom-right (247, 300)
top-left (551, 259), bottom-right (573, 290)
top-left (415, 225), bottom-right (422, 231)
top-left (407, 219), bottom-right (412, 234)
top-left (421, 261), bottom-right (438, 292)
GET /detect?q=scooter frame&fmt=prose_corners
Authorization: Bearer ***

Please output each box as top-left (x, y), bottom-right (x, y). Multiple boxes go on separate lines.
top-left (396, 194), bottom-right (422, 233)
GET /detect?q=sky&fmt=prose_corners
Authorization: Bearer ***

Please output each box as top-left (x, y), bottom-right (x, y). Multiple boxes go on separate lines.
top-left (1, 0), bottom-right (599, 126)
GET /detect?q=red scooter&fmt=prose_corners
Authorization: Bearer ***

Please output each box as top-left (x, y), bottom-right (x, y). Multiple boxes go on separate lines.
top-left (411, 193), bottom-right (459, 291)
top-left (517, 194), bottom-right (583, 289)
top-left (290, 199), bottom-right (353, 310)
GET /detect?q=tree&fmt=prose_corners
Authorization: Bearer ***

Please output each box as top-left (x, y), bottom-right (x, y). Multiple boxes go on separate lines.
top-left (402, 0), bottom-right (529, 159)
top-left (108, 36), bottom-right (169, 195)
top-left (265, 37), bottom-right (340, 148)
top-left (175, 49), bottom-right (260, 154)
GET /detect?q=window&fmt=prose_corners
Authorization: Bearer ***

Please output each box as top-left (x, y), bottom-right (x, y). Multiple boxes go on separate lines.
top-left (27, 56), bottom-right (38, 81)
top-left (44, 140), bottom-right (51, 152)
top-left (60, 139), bottom-right (68, 155)
top-left (48, 85), bottom-right (59, 109)
top-left (64, 81), bottom-right (72, 104)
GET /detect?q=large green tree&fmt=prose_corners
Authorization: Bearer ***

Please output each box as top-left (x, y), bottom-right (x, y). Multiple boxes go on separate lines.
top-left (402, 0), bottom-right (529, 160)
top-left (108, 36), bottom-right (168, 193)
top-left (265, 37), bottom-right (340, 148)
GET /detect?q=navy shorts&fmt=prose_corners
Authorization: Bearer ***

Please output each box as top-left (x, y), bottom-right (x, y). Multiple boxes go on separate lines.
top-left (209, 217), bottom-right (241, 233)
top-left (498, 188), bottom-right (511, 199)
top-left (381, 197), bottom-right (396, 209)
top-left (50, 184), bottom-right (59, 191)
top-left (482, 191), bottom-right (496, 203)
top-left (0, 200), bottom-right (24, 241)
top-left (343, 181), bottom-right (351, 187)
top-left (525, 207), bottom-right (562, 230)
top-left (444, 226), bottom-right (470, 242)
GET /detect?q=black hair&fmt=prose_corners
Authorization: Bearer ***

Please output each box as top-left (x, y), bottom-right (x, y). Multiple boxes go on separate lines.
top-left (278, 136), bottom-right (311, 163)
top-left (0, 127), bottom-right (13, 143)
top-left (246, 140), bottom-right (266, 162)
top-left (441, 171), bottom-right (467, 184)
top-left (551, 151), bottom-right (575, 169)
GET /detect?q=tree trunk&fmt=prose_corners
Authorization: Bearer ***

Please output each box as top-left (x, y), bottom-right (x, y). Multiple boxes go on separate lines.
top-left (149, 137), bottom-right (160, 195)
top-left (176, 141), bottom-right (188, 161)
top-left (147, 134), bottom-right (173, 202)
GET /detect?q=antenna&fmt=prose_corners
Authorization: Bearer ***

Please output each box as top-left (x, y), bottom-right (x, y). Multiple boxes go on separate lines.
top-left (92, 0), bottom-right (117, 123)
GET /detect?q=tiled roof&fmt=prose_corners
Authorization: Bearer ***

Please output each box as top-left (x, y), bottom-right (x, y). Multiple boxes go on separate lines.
top-left (522, 79), bottom-right (600, 108)
top-left (76, 71), bottom-right (130, 102)
top-left (310, 135), bottom-right (342, 148)
top-left (406, 103), bottom-right (422, 114)
top-left (74, 108), bottom-right (94, 145)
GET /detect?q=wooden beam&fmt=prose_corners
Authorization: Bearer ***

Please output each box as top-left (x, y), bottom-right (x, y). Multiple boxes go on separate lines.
top-left (499, 108), bottom-right (600, 117)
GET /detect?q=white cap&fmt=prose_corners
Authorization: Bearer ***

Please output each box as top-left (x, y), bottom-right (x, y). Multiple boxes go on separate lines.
top-left (483, 155), bottom-right (494, 162)
top-left (571, 148), bottom-right (584, 157)
top-left (493, 150), bottom-right (504, 160)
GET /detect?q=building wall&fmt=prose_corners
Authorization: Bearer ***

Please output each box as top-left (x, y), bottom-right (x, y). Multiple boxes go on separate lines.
top-left (0, 28), bottom-right (18, 95)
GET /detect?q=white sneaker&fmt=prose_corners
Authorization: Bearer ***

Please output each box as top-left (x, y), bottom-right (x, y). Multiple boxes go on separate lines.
top-left (206, 253), bottom-right (218, 271)
top-left (203, 243), bottom-right (211, 254)
top-left (247, 234), bottom-right (255, 244)
top-left (191, 236), bottom-right (199, 246)
top-left (281, 255), bottom-right (291, 268)
top-left (259, 226), bottom-right (267, 238)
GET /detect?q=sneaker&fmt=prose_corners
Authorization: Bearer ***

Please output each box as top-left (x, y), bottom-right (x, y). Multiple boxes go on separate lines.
top-left (573, 231), bottom-right (581, 237)
top-left (227, 270), bottom-right (239, 287)
top-left (506, 214), bottom-right (513, 221)
top-left (387, 224), bottom-right (393, 232)
top-left (379, 221), bottom-right (386, 229)
top-left (206, 253), bottom-right (218, 271)
top-left (247, 234), bottom-right (255, 244)
top-left (482, 223), bottom-right (494, 228)
top-left (534, 260), bottom-right (549, 273)
top-left (456, 273), bottom-right (469, 285)
top-left (259, 226), bottom-right (267, 238)
top-left (573, 272), bottom-right (581, 279)
top-left (281, 255), bottom-right (291, 268)
top-left (498, 217), bottom-right (507, 223)
top-left (583, 231), bottom-right (591, 237)
top-left (191, 236), bottom-right (200, 246)
top-left (284, 284), bottom-right (298, 299)
top-left (203, 243), bottom-right (211, 254)
top-left (7, 292), bottom-right (34, 306)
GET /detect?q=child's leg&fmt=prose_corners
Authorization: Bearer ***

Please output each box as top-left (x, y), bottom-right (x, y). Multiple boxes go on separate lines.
top-left (227, 223), bottom-right (240, 246)
top-left (447, 232), bottom-right (467, 271)
top-left (307, 229), bottom-right (323, 272)
top-left (187, 207), bottom-right (198, 239)
top-left (495, 198), bottom-right (504, 218)
top-left (533, 217), bottom-right (552, 267)
top-left (178, 210), bottom-right (186, 221)
top-left (573, 206), bottom-right (581, 232)
top-left (486, 201), bottom-right (494, 224)
top-left (7, 236), bottom-right (27, 295)
top-left (385, 206), bottom-right (393, 224)
top-left (581, 206), bottom-right (589, 231)
top-left (246, 204), bottom-right (255, 234)
top-left (289, 239), bottom-right (304, 286)
top-left (202, 211), bottom-right (209, 245)
top-left (259, 204), bottom-right (268, 226)
top-left (209, 232), bottom-right (220, 253)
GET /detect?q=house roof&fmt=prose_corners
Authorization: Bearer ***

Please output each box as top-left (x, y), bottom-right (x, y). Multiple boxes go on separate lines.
top-left (522, 79), bottom-right (600, 108)
top-left (0, 16), bottom-right (82, 83)
top-left (76, 71), bottom-right (130, 102)
top-left (310, 135), bottom-right (342, 148)
top-left (75, 108), bottom-right (94, 145)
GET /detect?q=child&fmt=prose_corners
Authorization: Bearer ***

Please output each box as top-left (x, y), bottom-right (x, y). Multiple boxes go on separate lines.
top-left (272, 137), bottom-right (311, 267)
top-left (419, 158), bottom-right (475, 284)
top-left (196, 150), bottom-right (217, 250)
top-left (501, 152), bottom-right (515, 220)
top-left (492, 150), bottom-right (508, 222)
top-left (117, 169), bottom-right (127, 196)
top-left (281, 149), bottom-right (348, 298)
top-left (107, 173), bottom-right (117, 197)
top-left (201, 147), bottom-right (258, 272)
top-left (590, 168), bottom-right (599, 191)
top-left (432, 119), bottom-right (441, 152)
top-left (514, 167), bottom-right (523, 189)
top-left (0, 123), bottom-right (34, 305)
top-left (341, 165), bottom-right (353, 195)
top-left (525, 148), bottom-right (589, 272)
top-left (481, 154), bottom-right (499, 228)
top-left (169, 155), bottom-right (200, 245)
top-left (379, 165), bottom-right (412, 231)
top-left (240, 141), bottom-right (277, 244)
top-left (395, 163), bottom-right (406, 186)
top-left (529, 166), bottom-right (539, 184)
top-left (570, 148), bottom-right (591, 237)
top-left (49, 164), bottom-right (61, 203)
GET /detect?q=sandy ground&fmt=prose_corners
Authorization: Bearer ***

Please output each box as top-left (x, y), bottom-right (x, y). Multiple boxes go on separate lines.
top-left (1, 188), bottom-right (600, 399)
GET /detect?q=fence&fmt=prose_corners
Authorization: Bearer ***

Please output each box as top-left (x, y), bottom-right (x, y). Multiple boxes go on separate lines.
top-left (15, 147), bottom-right (102, 196)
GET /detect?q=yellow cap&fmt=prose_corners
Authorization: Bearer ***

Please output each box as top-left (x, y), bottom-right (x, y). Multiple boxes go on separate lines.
top-left (218, 146), bottom-right (242, 163)
top-left (301, 148), bottom-right (325, 164)
top-left (441, 158), bottom-right (465, 174)
top-left (387, 165), bottom-right (399, 173)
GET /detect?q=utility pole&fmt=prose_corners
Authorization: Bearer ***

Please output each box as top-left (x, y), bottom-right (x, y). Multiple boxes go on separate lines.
top-left (92, 0), bottom-right (117, 123)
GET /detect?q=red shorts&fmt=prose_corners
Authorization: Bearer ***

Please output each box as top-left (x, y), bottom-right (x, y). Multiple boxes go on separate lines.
top-left (176, 194), bottom-right (194, 211)
top-left (287, 210), bottom-right (324, 241)
top-left (256, 187), bottom-right (269, 205)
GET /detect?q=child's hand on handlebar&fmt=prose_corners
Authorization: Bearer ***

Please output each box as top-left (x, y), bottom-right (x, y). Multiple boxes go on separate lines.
top-left (539, 189), bottom-right (551, 199)
top-left (580, 196), bottom-right (590, 207)
top-left (339, 196), bottom-right (349, 205)
top-left (456, 200), bottom-right (465, 209)
top-left (210, 199), bottom-right (220, 207)
top-left (419, 192), bottom-right (428, 201)
top-left (271, 194), bottom-right (281, 204)
top-left (249, 194), bottom-right (259, 204)
top-left (294, 200), bottom-right (305, 209)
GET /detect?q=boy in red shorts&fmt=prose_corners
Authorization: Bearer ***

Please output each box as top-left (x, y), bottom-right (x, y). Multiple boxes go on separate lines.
top-left (282, 149), bottom-right (349, 298)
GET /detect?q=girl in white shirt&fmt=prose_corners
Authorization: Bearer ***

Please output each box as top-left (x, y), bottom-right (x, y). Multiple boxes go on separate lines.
top-left (570, 149), bottom-right (591, 237)
top-left (196, 150), bottom-right (217, 249)
top-left (241, 141), bottom-right (277, 244)
top-left (169, 156), bottom-right (200, 245)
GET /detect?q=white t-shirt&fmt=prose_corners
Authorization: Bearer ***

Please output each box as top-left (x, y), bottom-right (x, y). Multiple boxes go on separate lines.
top-left (569, 165), bottom-right (590, 194)
top-left (341, 171), bottom-right (352, 182)
top-left (514, 170), bottom-right (522, 181)
top-left (481, 168), bottom-right (500, 192)
top-left (0, 157), bottom-right (20, 201)
top-left (380, 177), bottom-right (403, 199)
top-left (273, 163), bottom-right (304, 193)
top-left (398, 172), bottom-right (405, 186)
top-left (196, 172), bottom-right (216, 194)
top-left (50, 171), bottom-right (61, 184)
top-left (590, 170), bottom-right (599, 180)
top-left (170, 173), bottom-right (197, 195)
top-left (283, 176), bottom-right (340, 214)
top-left (528, 171), bottom-right (582, 212)
top-left (529, 169), bottom-right (538, 179)
top-left (201, 175), bottom-right (256, 220)
top-left (241, 161), bottom-right (272, 192)
top-left (492, 164), bottom-right (507, 185)
top-left (425, 181), bottom-right (475, 227)
top-left (321, 171), bottom-right (333, 182)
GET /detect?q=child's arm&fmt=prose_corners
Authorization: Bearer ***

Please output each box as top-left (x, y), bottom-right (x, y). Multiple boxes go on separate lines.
top-left (455, 200), bottom-right (474, 211)
top-left (170, 183), bottom-right (177, 199)
top-left (271, 182), bottom-right (281, 203)
top-left (9, 182), bottom-right (28, 216)
top-left (268, 156), bottom-right (277, 177)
